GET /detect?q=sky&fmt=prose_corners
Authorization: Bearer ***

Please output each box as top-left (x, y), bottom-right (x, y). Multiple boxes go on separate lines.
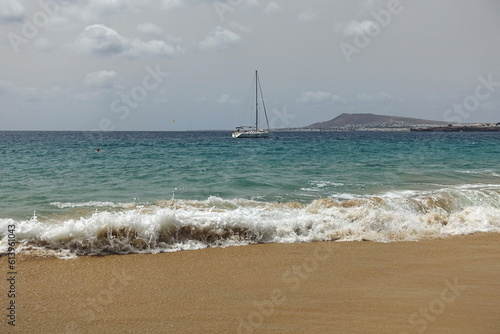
top-left (1, 0), bottom-right (500, 131)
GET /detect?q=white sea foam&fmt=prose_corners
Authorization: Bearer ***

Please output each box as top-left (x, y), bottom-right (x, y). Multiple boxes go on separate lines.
top-left (50, 201), bottom-right (138, 209)
top-left (301, 180), bottom-right (346, 193)
top-left (457, 170), bottom-right (500, 178)
top-left (1, 187), bottom-right (500, 258)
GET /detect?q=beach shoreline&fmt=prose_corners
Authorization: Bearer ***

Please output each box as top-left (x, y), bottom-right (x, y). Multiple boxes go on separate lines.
top-left (1, 233), bottom-right (500, 333)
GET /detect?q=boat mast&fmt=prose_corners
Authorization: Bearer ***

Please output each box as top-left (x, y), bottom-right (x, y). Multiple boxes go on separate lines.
top-left (255, 70), bottom-right (258, 130)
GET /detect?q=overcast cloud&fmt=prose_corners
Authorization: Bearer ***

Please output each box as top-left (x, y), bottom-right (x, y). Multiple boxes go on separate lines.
top-left (1, 0), bottom-right (499, 130)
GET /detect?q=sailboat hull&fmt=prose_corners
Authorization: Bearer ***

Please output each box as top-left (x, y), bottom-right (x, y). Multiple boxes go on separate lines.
top-left (232, 70), bottom-right (270, 139)
top-left (232, 130), bottom-right (269, 138)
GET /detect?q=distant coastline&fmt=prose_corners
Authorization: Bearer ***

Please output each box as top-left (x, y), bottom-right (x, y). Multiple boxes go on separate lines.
top-left (301, 113), bottom-right (499, 132)
top-left (411, 125), bottom-right (500, 132)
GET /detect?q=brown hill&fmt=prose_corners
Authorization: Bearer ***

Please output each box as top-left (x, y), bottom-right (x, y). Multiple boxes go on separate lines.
top-left (307, 113), bottom-right (449, 129)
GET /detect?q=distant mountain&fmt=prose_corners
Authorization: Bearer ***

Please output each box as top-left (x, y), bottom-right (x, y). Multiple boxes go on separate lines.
top-left (306, 113), bottom-right (450, 129)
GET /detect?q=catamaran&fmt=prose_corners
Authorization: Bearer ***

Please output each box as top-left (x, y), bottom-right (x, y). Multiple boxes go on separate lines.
top-left (232, 70), bottom-right (270, 138)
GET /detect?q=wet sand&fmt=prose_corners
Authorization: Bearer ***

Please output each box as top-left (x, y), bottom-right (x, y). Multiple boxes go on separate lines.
top-left (1, 233), bottom-right (500, 333)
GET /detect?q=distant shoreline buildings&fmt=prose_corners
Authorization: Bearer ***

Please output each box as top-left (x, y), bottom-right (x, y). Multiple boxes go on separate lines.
top-left (275, 113), bottom-right (500, 132)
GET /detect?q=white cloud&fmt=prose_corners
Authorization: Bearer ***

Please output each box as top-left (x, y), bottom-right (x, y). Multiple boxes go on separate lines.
top-left (137, 23), bottom-right (183, 44)
top-left (8, 85), bottom-right (68, 102)
top-left (298, 91), bottom-right (331, 103)
top-left (46, 15), bottom-right (76, 32)
top-left (335, 20), bottom-right (377, 37)
top-left (20, 87), bottom-right (43, 102)
top-left (127, 39), bottom-right (182, 58)
top-left (357, 92), bottom-right (393, 102)
top-left (264, 2), bottom-right (283, 15)
top-left (162, 0), bottom-right (207, 11)
top-left (216, 94), bottom-right (238, 105)
top-left (229, 21), bottom-right (252, 34)
top-left (298, 8), bottom-right (319, 22)
top-left (195, 94), bottom-right (238, 105)
top-left (199, 26), bottom-right (241, 50)
top-left (0, 81), bottom-right (68, 101)
top-left (217, 94), bottom-right (229, 104)
top-left (0, 0), bottom-right (24, 22)
top-left (298, 91), bottom-right (345, 104)
top-left (84, 70), bottom-right (118, 89)
top-left (75, 24), bottom-right (129, 55)
top-left (331, 95), bottom-right (347, 104)
top-left (137, 23), bottom-right (164, 38)
top-left (74, 24), bottom-right (183, 58)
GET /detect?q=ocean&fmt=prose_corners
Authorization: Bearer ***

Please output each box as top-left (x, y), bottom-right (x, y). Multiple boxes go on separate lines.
top-left (1, 130), bottom-right (499, 258)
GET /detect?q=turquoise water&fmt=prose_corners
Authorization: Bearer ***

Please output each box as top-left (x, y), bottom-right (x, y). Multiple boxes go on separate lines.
top-left (1, 131), bottom-right (499, 256)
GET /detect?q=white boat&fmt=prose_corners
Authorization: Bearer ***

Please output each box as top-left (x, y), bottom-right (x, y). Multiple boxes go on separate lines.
top-left (232, 71), bottom-right (270, 138)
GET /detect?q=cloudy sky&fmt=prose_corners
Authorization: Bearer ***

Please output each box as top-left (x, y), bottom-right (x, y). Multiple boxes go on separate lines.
top-left (1, 0), bottom-right (499, 130)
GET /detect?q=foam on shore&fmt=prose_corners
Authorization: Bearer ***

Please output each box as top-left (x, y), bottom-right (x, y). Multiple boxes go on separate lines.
top-left (1, 185), bottom-right (499, 257)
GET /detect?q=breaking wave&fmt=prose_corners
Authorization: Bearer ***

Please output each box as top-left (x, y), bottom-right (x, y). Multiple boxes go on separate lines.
top-left (1, 185), bottom-right (499, 258)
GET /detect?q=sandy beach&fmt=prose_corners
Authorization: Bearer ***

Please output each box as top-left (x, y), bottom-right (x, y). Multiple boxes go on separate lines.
top-left (1, 233), bottom-right (499, 333)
